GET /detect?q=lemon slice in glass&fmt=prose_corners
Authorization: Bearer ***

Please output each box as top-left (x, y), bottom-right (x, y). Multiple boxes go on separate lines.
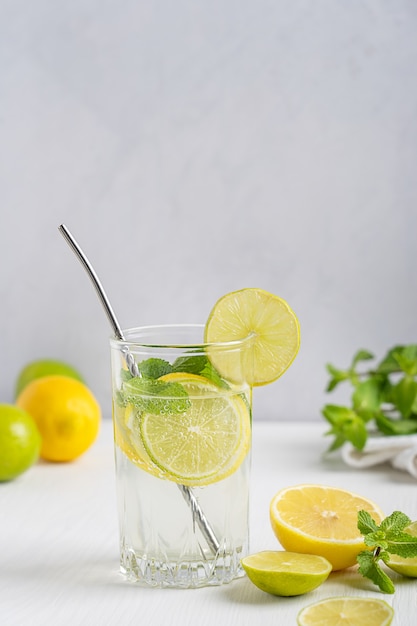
top-left (113, 402), bottom-right (167, 479)
top-left (241, 551), bottom-right (331, 596)
top-left (204, 288), bottom-right (300, 386)
top-left (139, 373), bottom-right (251, 486)
top-left (297, 597), bottom-right (394, 626)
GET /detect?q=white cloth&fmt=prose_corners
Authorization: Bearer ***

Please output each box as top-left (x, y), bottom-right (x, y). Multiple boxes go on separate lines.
top-left (341, 435), bottom-right (417, 479)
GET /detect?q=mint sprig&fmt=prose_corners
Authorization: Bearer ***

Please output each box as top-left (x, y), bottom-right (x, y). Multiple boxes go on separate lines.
top-left (357, 510), bottom-right (417, 593)
top-left (122, 377), bottom-right (190, 415)
top-left (116, 355), bottom-right (228, 416)
top-left (322, 344), bottom-right (417, 451)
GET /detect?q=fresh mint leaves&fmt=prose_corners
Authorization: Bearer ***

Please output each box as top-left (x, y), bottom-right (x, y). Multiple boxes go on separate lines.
top-left (357, 510), bottom-right (417, 593)
top-left (122, 377), bottom-right (190, 415)
top-left (172, 355), bottom-right (229, 389)
top-left (117, 355), bottom-right (227, 415)
top-left (322, 345), bottom-right (417, 451)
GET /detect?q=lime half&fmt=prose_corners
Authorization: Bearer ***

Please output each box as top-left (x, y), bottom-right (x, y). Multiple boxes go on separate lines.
top-left (204, 288), bottom-right (300, 386)
top-left (242, 551), bottom-right (331, 596)
top-left (387, 520), bottom-right (417, 577)
top-left (139, 373), bottom-right (251, 486)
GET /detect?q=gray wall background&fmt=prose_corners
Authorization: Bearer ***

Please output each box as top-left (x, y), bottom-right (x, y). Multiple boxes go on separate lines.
top-left (1, 1), bottom-right (416, 421)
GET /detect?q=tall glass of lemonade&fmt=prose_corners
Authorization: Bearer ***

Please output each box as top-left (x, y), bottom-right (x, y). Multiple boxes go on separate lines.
top-left (110, 324), bottom-right (253, 588)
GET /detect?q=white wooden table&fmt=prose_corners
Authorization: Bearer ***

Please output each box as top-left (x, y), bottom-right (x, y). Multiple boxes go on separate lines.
top-left (1, 420), bottom-right (416, 625)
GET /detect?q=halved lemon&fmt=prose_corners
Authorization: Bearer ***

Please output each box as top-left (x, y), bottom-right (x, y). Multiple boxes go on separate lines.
top-left (241, 551), bottom-right (331, 596)
top-left (204, 288), bottom-right (300, 386)
top-left (270, 484), bottom-right (384, 571)
top-left (297, 597), bottom-right (394, 626)
top-left (139, 372), bottom-right (251, 486)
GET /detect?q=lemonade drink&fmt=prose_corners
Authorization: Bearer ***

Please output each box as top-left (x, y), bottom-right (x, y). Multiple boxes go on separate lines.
top-left (110, 324), bottom-right (253, 588)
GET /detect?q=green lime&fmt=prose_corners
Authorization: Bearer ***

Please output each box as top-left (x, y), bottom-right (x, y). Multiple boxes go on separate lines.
top-left (241, 551), bottom-right (331, 596)
top-left (387, 521), bottom-right (417, 577)
top-left (139, 373), bottom-right (251, 486)
top-left (0, 404), bottom-right (41, 481)
top-left (15, 359), bottom-right (84, 399)
top-left (204, 288), bottom-right (300, 386)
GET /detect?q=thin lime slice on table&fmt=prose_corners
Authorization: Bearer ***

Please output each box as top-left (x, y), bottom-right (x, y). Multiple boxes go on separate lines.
top-left (204, 288), bottom-right (300, 386)
top-left (297, 597), bottom-right (394, 626)
top-left (241, 550), bottom-right (331, 596)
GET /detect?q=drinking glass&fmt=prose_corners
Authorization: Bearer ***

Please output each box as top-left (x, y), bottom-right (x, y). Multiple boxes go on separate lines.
top-left (110, 324), bottom-right (253, 588)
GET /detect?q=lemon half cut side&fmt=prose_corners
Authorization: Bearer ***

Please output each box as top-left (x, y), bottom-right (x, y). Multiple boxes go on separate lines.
top-left (270, 484), bottom-right (384, 571)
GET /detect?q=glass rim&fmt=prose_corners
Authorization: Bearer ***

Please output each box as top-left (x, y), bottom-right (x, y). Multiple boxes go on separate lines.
top-left (109, 323), bottom-right (255, 350)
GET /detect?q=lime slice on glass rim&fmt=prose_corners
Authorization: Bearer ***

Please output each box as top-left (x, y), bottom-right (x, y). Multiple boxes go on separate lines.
top-left (204, 288), bottom-right (300, 386)
top-left (241, 551), bottom-right (331, 596)
top-left (139, 373), bottom-right (251, 486)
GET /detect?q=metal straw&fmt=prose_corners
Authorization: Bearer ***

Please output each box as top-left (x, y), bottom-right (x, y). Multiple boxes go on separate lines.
top-left (58, 224), bottom-right (220, 555)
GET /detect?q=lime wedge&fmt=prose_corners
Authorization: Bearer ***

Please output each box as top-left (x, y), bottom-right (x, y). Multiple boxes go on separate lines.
top-left (139, 373), bottom-right (251, 486)
top-left (204, 288), bottom-right (300, 386)
top-left (387, 520), bottom-right (417, 577)
top-left (241, 551), bottom-right (331, 596)
top-left (297, 597), bottom-right (394, 626)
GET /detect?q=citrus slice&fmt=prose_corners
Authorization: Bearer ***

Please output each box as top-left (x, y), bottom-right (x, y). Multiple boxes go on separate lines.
top-left (387, 520), bottom-right (417, 577)
top-left (112, 402), bottom-right (166, 478)
top-left (241, 551), bottom-right (331, 596)
top-left (204, 288), bottom-right (300, 386)
top-left (270, 484), bottom-right (384, 571)
top-left (297, 597), bottom-right (394, 626)
top-left (139, 372), bottom-right (251, 486)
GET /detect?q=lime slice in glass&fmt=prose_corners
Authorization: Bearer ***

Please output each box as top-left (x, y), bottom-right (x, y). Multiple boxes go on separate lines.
top-left (139, 373), bottom-right (251, 486)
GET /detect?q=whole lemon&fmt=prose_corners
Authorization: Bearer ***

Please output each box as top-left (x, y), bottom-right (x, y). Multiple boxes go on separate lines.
top-left (16, 375), bottom-right (101, 462)
top-left (0, 404), bottom-right (41, 481)
top-left (15, 358), bottom-right (84, 399)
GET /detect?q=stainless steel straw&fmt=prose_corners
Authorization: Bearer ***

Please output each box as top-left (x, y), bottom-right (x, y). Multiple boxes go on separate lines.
top-left (58, 224), bottom-right (220, 555)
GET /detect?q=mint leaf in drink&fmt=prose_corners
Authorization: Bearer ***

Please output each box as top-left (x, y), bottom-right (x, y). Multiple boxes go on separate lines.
top-left (172, 355), bottom-right (229, 388)
top-left (137, 358), bottom-right (173, 379)
top-left (122, 377), bottom-right (190, 415)
top-left (120, 369), bottom-right (133, 382)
